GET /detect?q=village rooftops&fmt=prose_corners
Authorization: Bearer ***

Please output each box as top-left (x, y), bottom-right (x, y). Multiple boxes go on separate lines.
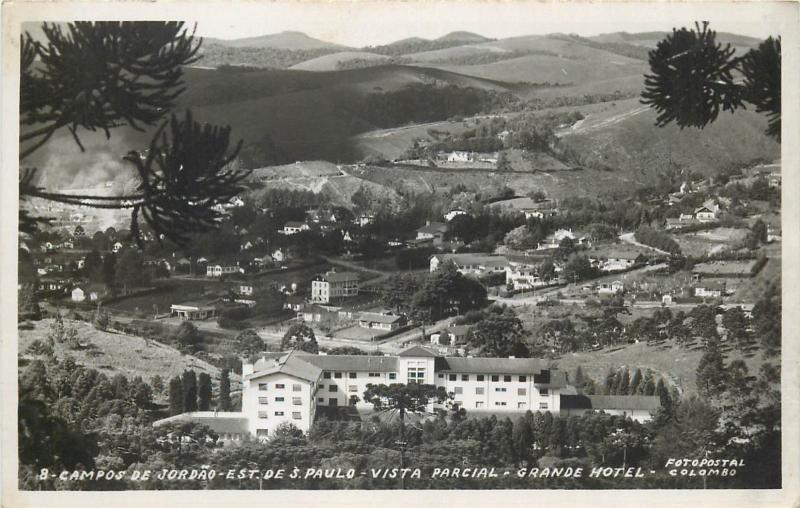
top-left (559, 394), bottom-right (662, 411)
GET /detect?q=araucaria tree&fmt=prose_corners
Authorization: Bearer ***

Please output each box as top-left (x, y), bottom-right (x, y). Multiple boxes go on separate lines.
top-left (642, 22), bottom-right (781, 140)
top-left (19, 22), bottom-right (251, 245)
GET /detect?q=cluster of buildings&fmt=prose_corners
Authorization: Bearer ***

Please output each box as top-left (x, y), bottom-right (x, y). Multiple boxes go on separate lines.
top-left (154, 345), bottom-right (661, 441)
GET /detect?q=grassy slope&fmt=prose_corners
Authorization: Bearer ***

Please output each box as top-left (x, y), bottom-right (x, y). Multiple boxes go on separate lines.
top-left (560, 98), bottom-right (780, 181)
top-left (176, 65), bottom-right (516, 163)
top-left (549, 338), bottom-right (769, 396)
top-left (429, 54), bottom-right (646, 86)
top-left (290, 51), bottom-right (390, 71)
top-left (19, 319), bottom-right (220, 382)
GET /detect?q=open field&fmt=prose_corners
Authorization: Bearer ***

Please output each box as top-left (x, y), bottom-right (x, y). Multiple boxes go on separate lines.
top-left (673, 227), bottom-right (748, 257)
top-left (19, 319), bottom-right (221, 383)
top-left (551, 338), bottom-right (771, 397)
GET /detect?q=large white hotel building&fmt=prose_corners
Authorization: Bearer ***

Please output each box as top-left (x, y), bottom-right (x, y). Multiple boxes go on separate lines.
top-left (155, 345), bottom-right (660, 440)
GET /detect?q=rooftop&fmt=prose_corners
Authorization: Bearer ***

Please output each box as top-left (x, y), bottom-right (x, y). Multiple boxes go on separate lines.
top-left (417, 222), bottom-right (448, 234)
top-left (247, 350), bottom-right (323, 383)
top-left (317, 271), bottom-right (360, 283)
top-left (359, 312), bottom-right (402, 324)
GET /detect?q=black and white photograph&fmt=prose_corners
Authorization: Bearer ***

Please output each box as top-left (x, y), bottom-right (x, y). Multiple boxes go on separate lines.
top-left (2, 0), bottom-right (798, 505)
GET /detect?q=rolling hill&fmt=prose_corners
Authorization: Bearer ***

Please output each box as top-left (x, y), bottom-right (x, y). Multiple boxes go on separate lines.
top-left (290, 51), bottom-right (391, 71)
top-left (175, 65), bottom-right (519, 163)
top-left (204, 30), bottom-right (349, 50)
top-left (559, 98), bottom-right (780, 179)
top-left (435, 31), bottom-right (492, 43)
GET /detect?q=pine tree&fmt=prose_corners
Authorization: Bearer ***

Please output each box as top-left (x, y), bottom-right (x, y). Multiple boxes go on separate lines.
top-left (603, 368), bottom-right (616, 395)
top-left (218, 369), bottom-right (231, 411)
top-left (512, 416), bottom-right (533, 465)
top-left (573, 366), bottom-right (585, 390)
top-left (182, 370), bottom-right (198, 412)
top-left (696, 342), bottom-right (727, 398)
top-left (642, 373), bottom-right (657, 396)
top-left (629, 368), bottom-right (644, 395)
top-left (168, 377), bottom-right (183, 415)
top-left (198, 372), bottom-right (212, 411)
top-left (617, 369), bottom-right (631, 395)
top-left (655, 378), bottom-right (673, 416)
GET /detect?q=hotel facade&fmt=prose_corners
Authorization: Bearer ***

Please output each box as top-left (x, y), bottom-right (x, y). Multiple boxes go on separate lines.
top-left (155, 346), bottom-right (659, 440)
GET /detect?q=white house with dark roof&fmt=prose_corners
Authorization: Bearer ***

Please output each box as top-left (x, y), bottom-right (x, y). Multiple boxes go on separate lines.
top-left (429, 253), bottom-right (509, 276)
top-left (281, 221), bottom-right (311, 235)
top-left (358, 312), bottom-right (404, 331)
top-left (415, 221), bottom-right (448, 245)
top-left (311, 270), bottom-right (360, 303)
top-left (155, 345), bottom-right (659, 439)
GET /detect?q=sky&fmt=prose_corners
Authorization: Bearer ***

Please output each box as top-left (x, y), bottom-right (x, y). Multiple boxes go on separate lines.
top-left (188, 1), bottom-right (786, 47)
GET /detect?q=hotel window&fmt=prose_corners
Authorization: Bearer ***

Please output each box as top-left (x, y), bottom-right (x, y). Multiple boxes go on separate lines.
top-left (475, 401), bottom-right (484, 408)
top-left (275, 397), bottom-right (285, 402)
top-left (389, 373), bottom-right (396, 380)
top-left (293, 384), bottom-right (302, 392)
top-left (504, 375), bottom-right (512, 382)
top-left (258, 383), bottom-right (268, 391)
top-left (449, 374), bottom-right (457, 381)
top-left (438, 374), bottom-right (444, 379)
top-left (491, 375), bottom-right (499, 382)
top-left (257, 429), bottom-right (269, 437)
top-left (275, 411), bottom-right (285, 416)
top-left (318, 397), bottom-right (325, 403)
top-left (292, 412), bottom-right (302, 420)
top-left (407, 367), bottom-right (425, 384)
top-left (369, 372), bottom-right (380, 377)
top-left (495, 402), bottom-right (507, 407)
top-left (540, 388), bottom-right (549, 396)
top-left (539, 403), bottom-right (548, 410)
top-left (258, 397), bottom-right (269, 404)
top-left (323, 372), bottom-right (331, 379)
top-left (349, 372), bottom-right (357, 379)
top-left (518, 402), bottom-right (527, 409)
top-left (518, 388), bottom-right (527, 396)
top-left (258, 411), bottom-right (268, 419)
top-left (329, 385), bottom-right (338, 392)
top-left (519, 376), bottom-right (527, 382)
top-left (454, 387), bottom-right (463, 395)
top-left (477, 375), bottom-right (485, 382)
top-left (495, 387), bottom-right (507, 393)
top-left (275, 384), bottom-right (285, 389)
top-left (475, 387), bottom-right (485, 395)
top-left (461, 374), bottom-right (469, 381)
top-left (334, 372), bottom-right (343, 379)
top-left (292, 397), bottom-right (302, 405)
top-left (349, 386), bottom-right (358, 392)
